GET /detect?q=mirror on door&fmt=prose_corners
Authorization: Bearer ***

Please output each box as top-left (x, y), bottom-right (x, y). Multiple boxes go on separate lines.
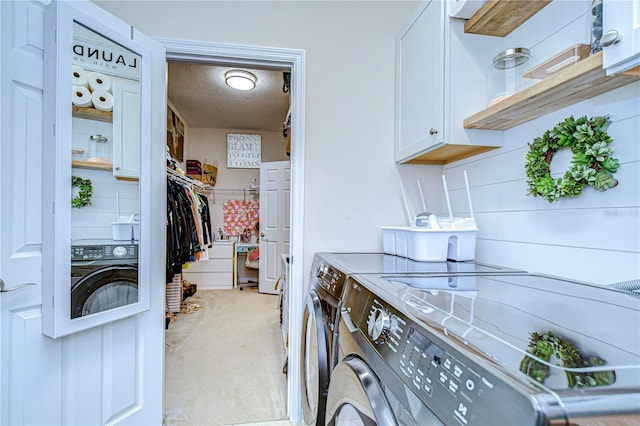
top-left (70, 21), bottom-right (141, 320)
top-left (42, 1), bottom-right (150, 338)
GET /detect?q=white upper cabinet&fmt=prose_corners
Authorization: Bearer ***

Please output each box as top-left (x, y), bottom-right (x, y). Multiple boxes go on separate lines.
top-left (395, 0), bottom-right (445, 163)
top-left (112, 81), bottom-right (141, 178)
top-left (395, 1), bottom-right (502, 164)
top-left (602, 0), bottom-right (640, 75)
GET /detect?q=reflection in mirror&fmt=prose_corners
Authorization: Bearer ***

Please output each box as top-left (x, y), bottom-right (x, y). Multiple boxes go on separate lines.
top-left (70, 21), bottom-right (141, 320)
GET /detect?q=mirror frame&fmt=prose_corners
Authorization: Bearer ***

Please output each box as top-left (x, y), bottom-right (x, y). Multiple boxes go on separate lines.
top-left (42, 1), bottom-right (151, 338)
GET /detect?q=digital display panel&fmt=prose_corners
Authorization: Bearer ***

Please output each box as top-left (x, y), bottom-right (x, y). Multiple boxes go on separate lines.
top-left (409, 327), bottom-right (444, 363)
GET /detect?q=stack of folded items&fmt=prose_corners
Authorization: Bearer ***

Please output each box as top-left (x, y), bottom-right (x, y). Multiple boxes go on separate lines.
top-left (186, 160), bottom-right (202, 181)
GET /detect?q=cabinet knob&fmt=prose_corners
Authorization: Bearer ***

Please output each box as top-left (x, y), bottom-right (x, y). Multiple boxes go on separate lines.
top-left (429, 128), bottom-right (439, 135)
top-left (601, 30), bottom-right (623, 47)
top-left (115, 166), bottom-right (120, 170)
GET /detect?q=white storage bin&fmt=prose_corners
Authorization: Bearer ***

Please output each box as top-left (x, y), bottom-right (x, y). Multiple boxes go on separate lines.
top-left (382, 226), bottom-right (477, 262)
top-left (112, 222), bottom-right (133, 241)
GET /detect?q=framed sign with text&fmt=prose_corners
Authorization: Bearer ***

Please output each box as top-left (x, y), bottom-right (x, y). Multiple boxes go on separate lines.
top-left (227, 134), bottom-right (261, 168)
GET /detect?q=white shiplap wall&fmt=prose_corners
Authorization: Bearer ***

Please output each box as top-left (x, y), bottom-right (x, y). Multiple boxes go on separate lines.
top-left (443, 1), bottom-right (640, 284)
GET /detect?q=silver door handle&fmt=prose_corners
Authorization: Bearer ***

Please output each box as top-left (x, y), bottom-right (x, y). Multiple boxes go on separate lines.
top-left (601, 30), bottom-right (623, 47)
top-left (0, 278), bottom-right (36, 293)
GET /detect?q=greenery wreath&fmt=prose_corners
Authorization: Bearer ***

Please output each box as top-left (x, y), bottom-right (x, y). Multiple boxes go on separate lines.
top-left (71, 176), bottom-right (92, 208)
top-left (525, 115), bottom-right (619, 203)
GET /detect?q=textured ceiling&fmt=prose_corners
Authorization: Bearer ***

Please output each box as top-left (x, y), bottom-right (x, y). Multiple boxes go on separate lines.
top-left (167, 62), bottom-right (290, 132)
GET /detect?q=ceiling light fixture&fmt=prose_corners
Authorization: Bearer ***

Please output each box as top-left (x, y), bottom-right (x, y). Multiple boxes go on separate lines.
top-left (224, 70), bottom-right (257, 91)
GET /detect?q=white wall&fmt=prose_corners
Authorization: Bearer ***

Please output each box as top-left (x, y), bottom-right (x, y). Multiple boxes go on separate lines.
top-left (94, 0), bottom-right (639, 285)
top-left (186, 126), bottom-right (288, 236)
top-left (443, 1), bottom-right (640, 284)
top-left (93, 0), bottom-right (422, 280)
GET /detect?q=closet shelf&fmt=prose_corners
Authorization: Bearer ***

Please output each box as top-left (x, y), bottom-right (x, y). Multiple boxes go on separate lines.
top-left (72, 106), bottom-right (113, 122)
top-left (464, 0), bottom-right (553, 37)
top-left (463, 52), bottom-right (640, 131)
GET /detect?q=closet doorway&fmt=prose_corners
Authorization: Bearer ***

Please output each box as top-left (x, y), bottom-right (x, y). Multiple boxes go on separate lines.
top-left (160, 39), bottom-right (306, 425)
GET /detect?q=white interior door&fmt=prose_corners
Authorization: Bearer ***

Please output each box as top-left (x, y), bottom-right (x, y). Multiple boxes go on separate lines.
top-left (0, 1), bottom-right (166, 424)
top-left (259, 161), bottom-right (291, 294)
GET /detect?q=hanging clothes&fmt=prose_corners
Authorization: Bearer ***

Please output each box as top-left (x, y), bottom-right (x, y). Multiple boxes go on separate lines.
top-left (165, 178), bottom-right (212, 283)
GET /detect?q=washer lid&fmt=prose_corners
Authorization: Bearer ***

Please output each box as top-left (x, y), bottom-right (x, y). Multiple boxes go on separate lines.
top-left (359, 272), bottom-right (640, 393)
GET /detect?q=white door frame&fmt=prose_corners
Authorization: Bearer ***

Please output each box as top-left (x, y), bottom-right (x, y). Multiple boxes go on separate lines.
top-left (156, 37), bottom-right (306, 423)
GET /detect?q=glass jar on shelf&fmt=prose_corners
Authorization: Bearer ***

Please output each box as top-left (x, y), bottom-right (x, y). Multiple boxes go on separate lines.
top-left (487, 48), bottom-right (536, 106)
top-left (87, 134), bottom-right (111, 164)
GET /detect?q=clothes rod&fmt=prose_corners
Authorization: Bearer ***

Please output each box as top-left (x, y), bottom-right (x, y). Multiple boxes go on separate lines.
top-left (166, 168), bottom-right (210, 193)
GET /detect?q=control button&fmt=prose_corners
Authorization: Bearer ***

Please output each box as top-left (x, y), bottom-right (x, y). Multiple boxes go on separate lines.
top-left (416, 367), bottom-right (425, 377)
top-left (401, 367), bottom-right (410, 378)
top-left (425, 377), bottom-right (432, 384)
top-left (413, 379), bottom-right (421, 390)
top-left (482, 377), bottom-right (494, 389)
top-left (407, 367), bottom-right (413, 375)
top-left (423, 383), bottom-right (433, 396)
top-left (439, 372), bottom-right (448, 384)
top-left (466, 379), bottom-right (475, 391)
top-left (454, 402), bottom-right (469, 425)
top-left (453, 365), bottom-right (463, 378)
top-left (448, 380), bottom-right (458, 393)
top-left (443, 358), bottom-right (452, 370)
top-left (400, 359), bottom-right (406, 368)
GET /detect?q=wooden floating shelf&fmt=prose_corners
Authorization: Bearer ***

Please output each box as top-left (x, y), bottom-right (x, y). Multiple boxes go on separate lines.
top-left (72, 106), bottom-right (112, 122)
top-left (464, 0), bottom-right (553, 37)
top-left (405, 144), bottom-right (500, 165)
top-left (463, 52), bottom-right (640, 131)
top-left (72, 160), bottom-right (113, 171)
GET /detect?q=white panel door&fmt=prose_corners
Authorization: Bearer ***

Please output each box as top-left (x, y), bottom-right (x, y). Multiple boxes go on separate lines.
top-left (259, 161), bottom-right (291, 294)
top-left (1, 1), bottom-right (165, 424)
top-left (0, 2), bottom-right (63, 424)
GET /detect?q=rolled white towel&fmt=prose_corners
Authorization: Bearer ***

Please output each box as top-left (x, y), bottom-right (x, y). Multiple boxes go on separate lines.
top-left (91, 90), bottom-right (113, 112)
top-left (72, 85), bottom-right (93, 108)
top-left (72, 65), bottom-right (89, 88)
top-left (87, 71), bottom-right (111, 93)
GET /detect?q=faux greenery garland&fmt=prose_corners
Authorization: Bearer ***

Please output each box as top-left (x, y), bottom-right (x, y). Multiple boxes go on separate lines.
top-left (71, 176), bottom-right (92, 208)
top-left (525, 115), bottom-right (619, 203)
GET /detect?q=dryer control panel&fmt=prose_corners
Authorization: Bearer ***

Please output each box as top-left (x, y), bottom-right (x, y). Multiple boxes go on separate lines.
top-left (71, 242), bottom-right (138, 261)
top-left (342, 277), bottom-right (537, 426)
top-left (314, 263), bottom-right (346, 302)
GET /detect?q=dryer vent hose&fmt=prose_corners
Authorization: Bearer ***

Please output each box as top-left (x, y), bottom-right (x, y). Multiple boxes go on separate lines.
top-left (609, 279), bottom-right (640, 298)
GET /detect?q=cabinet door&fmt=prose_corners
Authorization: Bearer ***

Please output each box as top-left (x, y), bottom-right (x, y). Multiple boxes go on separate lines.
top-left (395, 0), bottom-right (445, 163)
top-left (603, 0), bottom-right (640, 74)
top-left (113, 81), bottom-right (140, 178)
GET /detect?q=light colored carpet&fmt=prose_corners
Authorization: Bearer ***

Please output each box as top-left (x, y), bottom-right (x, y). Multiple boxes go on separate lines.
top-left (164, 288), bottom-right (288, 426)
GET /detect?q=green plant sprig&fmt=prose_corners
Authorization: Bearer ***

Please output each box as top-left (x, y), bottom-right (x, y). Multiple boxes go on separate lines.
top-left (525, 115), bottom-right (619, 203)
top-left (72, 176), bottom-right (92, 208)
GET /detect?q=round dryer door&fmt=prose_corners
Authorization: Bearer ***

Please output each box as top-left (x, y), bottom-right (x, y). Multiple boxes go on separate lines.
top-left (325, 355), bottom-right (398, 426)
top-left (300, 289), bottom-right (330, 425)
top-left (71, 265), bottom-right (138, 319)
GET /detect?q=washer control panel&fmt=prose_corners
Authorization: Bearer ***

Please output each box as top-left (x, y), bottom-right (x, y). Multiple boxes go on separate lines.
top-left (342, 277), bottom-right (536, 425)
top-left (315, 263), bottom-right (346, 300)
top-left (71, 243), bottom-right (138, 261)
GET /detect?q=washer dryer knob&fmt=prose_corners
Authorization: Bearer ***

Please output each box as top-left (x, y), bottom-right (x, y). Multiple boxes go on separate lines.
top-left (113, 246), bottom-right (128, 258)
top-left (315, 264), bottom-right (326, 277)
top-left (367, 307), bottom-right (391, 344)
